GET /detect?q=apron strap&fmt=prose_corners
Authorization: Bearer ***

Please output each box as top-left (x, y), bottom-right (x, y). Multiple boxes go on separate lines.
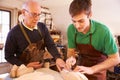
top-left (37, 26), bottom-right (44, 45)
top-left (89, 33), bottom-right (92, 44)
top-left (19, 22), bottom-right (31, 44)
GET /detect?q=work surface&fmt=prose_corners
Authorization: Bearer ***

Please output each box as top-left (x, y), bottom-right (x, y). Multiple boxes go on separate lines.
top-left (0, 68), bottom-right (88, 80)
top-left (0, 68), bottom-right (63, 80)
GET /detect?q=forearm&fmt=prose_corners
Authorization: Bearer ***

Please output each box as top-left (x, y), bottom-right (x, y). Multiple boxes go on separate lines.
top-left (5, 50), bottom-right (23, 66)
top-left (5, 56), bottom-right (23, 66)
top-left (47, 45), bottom-right (61, 60)
top-left (91, 53), bottom-right (120, 74)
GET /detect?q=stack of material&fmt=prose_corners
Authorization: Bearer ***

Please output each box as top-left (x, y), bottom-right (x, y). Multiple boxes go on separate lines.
top-left (10, 64), bottom-right (34, 78)
top-left (14, 68), bottom-right (63, 80)
top-left (10, 64), bottom-right (88, 80)
top-left (13, 68), bottom-right (88, 80)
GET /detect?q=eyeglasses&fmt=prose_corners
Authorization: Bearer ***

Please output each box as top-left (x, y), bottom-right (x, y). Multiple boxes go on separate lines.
top-left (24, 9), bottom-right (41, 17)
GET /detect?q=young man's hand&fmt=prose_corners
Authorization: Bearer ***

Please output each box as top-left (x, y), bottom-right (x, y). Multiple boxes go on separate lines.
top-left (66, 56), bottom-right (76, 70)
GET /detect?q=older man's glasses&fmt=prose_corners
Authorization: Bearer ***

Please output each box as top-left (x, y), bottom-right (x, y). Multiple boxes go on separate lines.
top-left (24, 9), bottom-right (41, 17)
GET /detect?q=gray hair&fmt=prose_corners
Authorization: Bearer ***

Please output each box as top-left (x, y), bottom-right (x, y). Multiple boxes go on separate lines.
top-left (22, 0), bottom-right (39, 10)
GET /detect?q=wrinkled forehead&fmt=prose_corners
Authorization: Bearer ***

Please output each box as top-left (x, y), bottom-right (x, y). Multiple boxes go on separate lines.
top-left (28, 5), bottom-right (41, 13)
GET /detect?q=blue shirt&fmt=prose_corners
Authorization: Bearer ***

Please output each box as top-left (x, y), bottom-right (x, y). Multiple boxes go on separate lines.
top-left (5, 22), bottom-right (61, 65)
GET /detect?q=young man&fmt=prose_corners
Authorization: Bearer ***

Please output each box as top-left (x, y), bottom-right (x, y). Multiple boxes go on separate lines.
top-left (66, 0), bottom-right (120, 80)
top-left (5, 0), bottom-right (66, 70)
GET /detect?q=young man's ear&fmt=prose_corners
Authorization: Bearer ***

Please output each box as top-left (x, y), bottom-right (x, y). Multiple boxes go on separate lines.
top-left (88, 11), bottom-right (92, 18)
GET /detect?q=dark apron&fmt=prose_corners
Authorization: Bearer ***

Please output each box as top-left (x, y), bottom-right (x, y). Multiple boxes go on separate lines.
top-left (75, 33), bottom-right (107, 80)
top-left (19, 40), bottom-right (45, 65)
top-left (18, 23), bottom-right (45, 65)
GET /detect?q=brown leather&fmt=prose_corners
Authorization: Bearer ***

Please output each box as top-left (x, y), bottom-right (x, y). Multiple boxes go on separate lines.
top-left (19, 40), bottom-right (45, 65)
top-left (75, 34), bottom-right (107, 80)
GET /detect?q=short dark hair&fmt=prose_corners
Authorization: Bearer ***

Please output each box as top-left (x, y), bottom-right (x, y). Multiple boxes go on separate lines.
top-left (69, 0), bottom-right (92, 17)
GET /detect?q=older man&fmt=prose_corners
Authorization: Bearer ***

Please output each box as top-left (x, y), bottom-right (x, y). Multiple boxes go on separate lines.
top-left (5, 0), bottom-right (66, 70)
